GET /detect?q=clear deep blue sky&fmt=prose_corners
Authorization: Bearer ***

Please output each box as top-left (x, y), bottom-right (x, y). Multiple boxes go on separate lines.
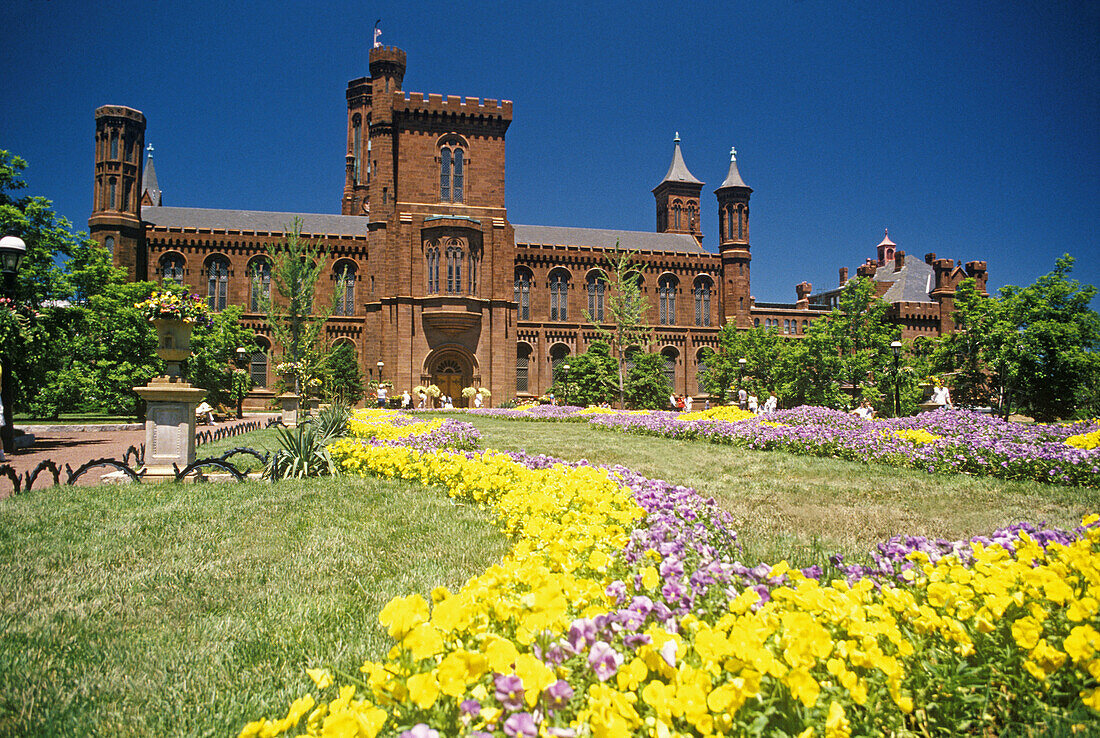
top-left (3, 0), bottom-right (1097, 304)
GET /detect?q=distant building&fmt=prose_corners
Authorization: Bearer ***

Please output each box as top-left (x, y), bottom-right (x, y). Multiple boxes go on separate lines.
top-left (88, 44), bottom-right (987, 405)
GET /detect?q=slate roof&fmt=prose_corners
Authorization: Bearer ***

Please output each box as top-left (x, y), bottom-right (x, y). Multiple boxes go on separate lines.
top-left (876, 259), bottom-right (935, 303)
top-left (716, 149), bottom-right (750, 190)
top-left (514, 224), bottom-right (708, 255)
top-left (655, 134), bottom-right (703, 187)
top-left (141, 149), bottom-right (161, 206)
top-left (141, 206), bottom-right (373, 237)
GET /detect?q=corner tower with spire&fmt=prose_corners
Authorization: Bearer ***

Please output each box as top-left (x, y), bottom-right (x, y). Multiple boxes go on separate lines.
top-left (715, 146), bottom-right (753, 326)
top-left (652, 133), bottom-right (704, 244)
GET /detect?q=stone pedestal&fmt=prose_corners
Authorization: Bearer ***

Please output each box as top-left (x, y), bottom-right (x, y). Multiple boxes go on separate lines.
top-left (134, 376), bottom-right (206, 481)
top-left (279, 393), bottom-right (301, 426)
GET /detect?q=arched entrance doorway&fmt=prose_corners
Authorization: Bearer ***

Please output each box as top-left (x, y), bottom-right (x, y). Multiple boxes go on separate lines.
top-left (425, 350), bottom-right (475, 407)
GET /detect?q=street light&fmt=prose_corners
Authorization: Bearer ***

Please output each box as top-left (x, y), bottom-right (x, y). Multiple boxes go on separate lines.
top-left (737, 358), bottom-right (747, 404)
top-left (0, 236), bottom-right (26, 457)
top-left (562, 363), bottom-right (570, 406)
top-left (376, 361), bottom-right (384, 381)
top-left (890, 341), bottom-right (903, 418)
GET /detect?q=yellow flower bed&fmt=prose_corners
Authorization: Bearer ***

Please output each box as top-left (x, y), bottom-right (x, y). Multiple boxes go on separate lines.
top-left (346, 408), bottom-right (443, 442)
top-left (577, 407), bottom-right (651, 416)
top-left (891, 428), bottom-right (943, 445)
top-left (1067, 429), bottom-right (1100, 451)
top-left (242, 409), bottom-right (1100, 736)
top-left (677, 406), bottom-right (757, 423)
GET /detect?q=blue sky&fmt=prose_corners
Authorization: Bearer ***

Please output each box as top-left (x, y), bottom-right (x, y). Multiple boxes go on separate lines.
top-left (3, 0), bottom-right (1097, 304)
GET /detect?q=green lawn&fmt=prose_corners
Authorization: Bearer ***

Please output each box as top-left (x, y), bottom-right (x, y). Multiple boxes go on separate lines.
top-left (0, 416), bottom-right (1095, 736)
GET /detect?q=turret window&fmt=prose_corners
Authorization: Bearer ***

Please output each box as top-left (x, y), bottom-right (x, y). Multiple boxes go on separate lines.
top-left (206, 256), bottom-right (230, 311)
top-left (104, 236), bottom-right (115, 257)
top-left (673, 201), bottom-right (682, 230)
top-left (352, 114), bottom-right (362, 185)
top-left (440, 149), bottom-right (450, 201)
top-left (108, 178), bottom-right (117, 209)
top-left (110, 132), bottom-right (118, 160)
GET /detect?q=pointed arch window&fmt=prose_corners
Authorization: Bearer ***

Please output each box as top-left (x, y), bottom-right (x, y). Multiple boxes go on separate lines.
top-left (334, 261), bottom-right (357, 316)
top-left (110, 132), bottom-right (118, 160)
top-left (251, 338), bottom-right (270, 388)
top-left (206, 256), bottom-right (230, 311)
top-left (687, 203), bottom-right (697, 231)
top-left (587, 273), bottom-right (606, 322)
top-left (514, 268), bottom-right (531, 320)
top-left (672, 201), bottom-right (682, 230)
top-left (104, 237), bottom-right (115, 257)
top-left (108, 178), bottom-right (117, 210)
top-left (445, 241), bottom-right (463, 294)
top-left (693, 276), bottom-right (712, 327)
top-left (549, 269), bottom-right (570, 321)
top-left (248, 259), bottom-right (271, 312)
top-left (661, 347), bottom-right (678, 389)
top-left (426, 243), bottom-right (440, 294)
top-left (738, 206), bottom-right (745, 239)
top-left (466, 244), bottom-right (479, 295)
top-left (159, 253), bottom-right (185, 284)
top-left (365, 114), bottom-right (372, 182)
top-left (658, 275), bottom-right (677, 325)
top-left (439, 144), bottom-right (466, 204)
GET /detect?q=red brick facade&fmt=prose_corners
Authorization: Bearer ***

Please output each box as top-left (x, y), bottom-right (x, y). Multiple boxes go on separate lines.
top-left (89, 45), bottom-right (987, 406)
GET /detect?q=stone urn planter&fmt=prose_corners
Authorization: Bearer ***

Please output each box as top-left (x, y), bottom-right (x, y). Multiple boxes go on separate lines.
top-left (153, 318), bottom-right (194, 378)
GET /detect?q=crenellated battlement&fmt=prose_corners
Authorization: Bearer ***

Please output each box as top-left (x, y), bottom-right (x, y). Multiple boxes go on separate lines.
top-left (95, 105), bottom-right (145, 123)
top-left (397, 91), bottom-right (513, 121)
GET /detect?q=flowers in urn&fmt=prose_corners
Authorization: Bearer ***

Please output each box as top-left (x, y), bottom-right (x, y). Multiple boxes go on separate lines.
top-left (135, 290), bottom-right (212, 327)
top-left (275, 360), bottom-right (305, 378)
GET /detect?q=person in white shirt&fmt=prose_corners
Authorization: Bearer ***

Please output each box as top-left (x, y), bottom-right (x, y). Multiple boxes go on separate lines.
top-left (195, 401), bottom-right (215, 425)
top-left (762, 392), bottom-right (778, 414)
top-left (851, 399), bottom-right (875, 420)
top-left (473, 393), bottom-right (483, 408)
top-left (737, 387), bottom-right (748, 409)
top-left (376, 385), bottom-right (388, 408)
top-left (748, 394), bottom-right (759, 414)
top-left (683, 395), bottom-right (693, 412)
top-left (401, 390), bottom-right (410, 409)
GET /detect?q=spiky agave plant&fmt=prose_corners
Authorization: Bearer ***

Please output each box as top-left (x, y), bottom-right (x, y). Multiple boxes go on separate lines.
top-left (266, 403), bottom-right (351, 479)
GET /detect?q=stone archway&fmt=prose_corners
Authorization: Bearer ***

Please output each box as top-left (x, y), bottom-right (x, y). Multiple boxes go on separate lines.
top-left (425, 349), bottom-right (475, 408)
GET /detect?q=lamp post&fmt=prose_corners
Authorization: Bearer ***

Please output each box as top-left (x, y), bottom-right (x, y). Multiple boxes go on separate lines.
top-left (376, 361), bottom-right (385, 408)
top-left (562, 363), bottom-right (570, 406)
top-left (235, 347), bottom-right (249, 419)
top-left (0, 236), bottom-right (26, 457)
top-left (890, 340), bottom-right (903, 418)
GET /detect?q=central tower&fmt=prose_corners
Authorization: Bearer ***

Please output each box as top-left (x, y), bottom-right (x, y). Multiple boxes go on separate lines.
top-left (652, 133), bottom-right (704, 244)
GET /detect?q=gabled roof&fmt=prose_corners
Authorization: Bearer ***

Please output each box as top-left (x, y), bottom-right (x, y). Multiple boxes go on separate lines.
top-left (141, 206), bottom-right (373, 237)
top-left (514, 224), bottom-right (707, 254)
top-left (654, 133), bottom-right (703, 188)
top-left (716, 147), bottom-right (750, 191)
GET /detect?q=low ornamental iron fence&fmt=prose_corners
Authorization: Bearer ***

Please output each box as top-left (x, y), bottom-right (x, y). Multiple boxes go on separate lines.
top-left (0, 417), bottom-right (288, 495)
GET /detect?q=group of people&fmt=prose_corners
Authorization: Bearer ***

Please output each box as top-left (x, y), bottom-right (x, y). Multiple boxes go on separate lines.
top-left (669, 394), bottom-right (696, 412)
top-left (737, 387), bottom-right (778, 415)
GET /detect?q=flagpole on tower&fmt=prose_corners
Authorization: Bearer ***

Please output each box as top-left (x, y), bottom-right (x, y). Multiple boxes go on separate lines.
top-left (373, 19), bottom-right (382, 48)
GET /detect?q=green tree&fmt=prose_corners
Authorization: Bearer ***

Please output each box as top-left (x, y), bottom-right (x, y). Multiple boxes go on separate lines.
top-left (584, 245), bottom-right (651, 408)
top-left (700, 325), bottom-right (788, 402)
top-left (262, 217), bottom-right (334, 394)
top-left (625, 351), bottom-right (672, 409)
top-left (998, 256), bottom-right (1098, 421)
top-left (324, 342), bottom-right (364, 406)
top-left (187, 305), bottom-right (258, 410)
top-left (549, 341), bottom-right (619, 407)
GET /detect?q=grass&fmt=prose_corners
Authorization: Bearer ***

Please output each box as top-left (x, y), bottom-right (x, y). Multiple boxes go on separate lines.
top-left (0, 414), bottom-right (1096, 735)
top-left (0, 476), bottom-right (509, 737)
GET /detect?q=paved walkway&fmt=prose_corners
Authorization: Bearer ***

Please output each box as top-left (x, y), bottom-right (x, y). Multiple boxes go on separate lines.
top-left (1, 415), bottom-right (277, 496)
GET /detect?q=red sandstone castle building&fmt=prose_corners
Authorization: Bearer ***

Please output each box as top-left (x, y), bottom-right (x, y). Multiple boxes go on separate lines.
top-left (88, 44), bottom-right (988, 406)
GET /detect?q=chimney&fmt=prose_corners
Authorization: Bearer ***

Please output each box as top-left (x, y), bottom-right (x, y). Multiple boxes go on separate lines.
top-left (839, 267), bottom-right (848, 286)
top-left (795, 281), bottom-right (812, 309)
top-left (925, 252), bottom-right (936, 265)
top-left (894, 250), bottom-right (905, 272)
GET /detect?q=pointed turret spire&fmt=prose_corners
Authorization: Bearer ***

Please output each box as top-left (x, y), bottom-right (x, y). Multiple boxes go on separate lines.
top-left (717, 146), bottom-right (750, 191)
top-left (657, 132), bottom-right (703, 186)
top-left (141, 143), bottom-right (162, 206)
